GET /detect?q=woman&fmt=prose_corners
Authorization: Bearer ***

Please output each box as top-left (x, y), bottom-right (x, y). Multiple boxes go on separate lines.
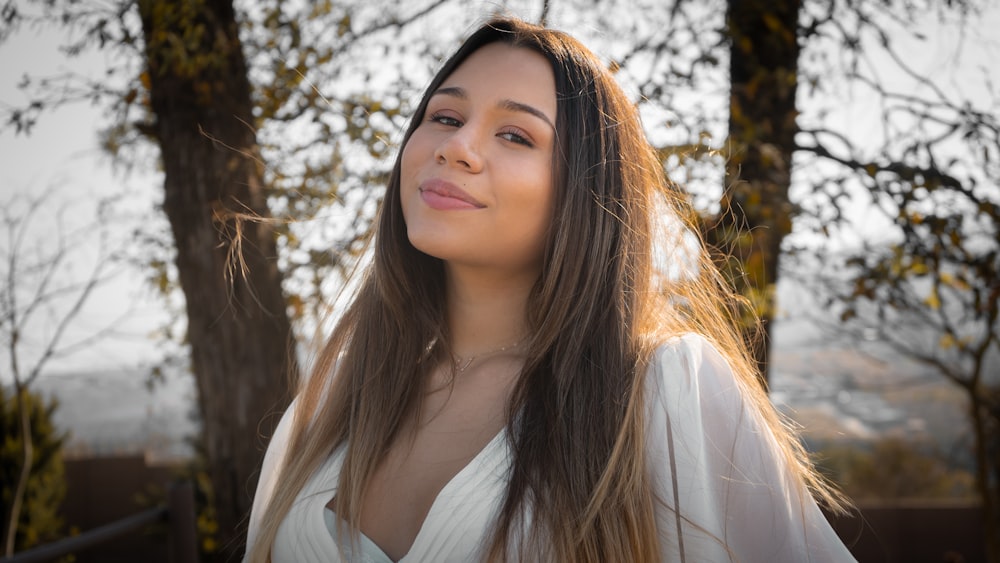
top-left (245, 17), bottom-right (855, 562)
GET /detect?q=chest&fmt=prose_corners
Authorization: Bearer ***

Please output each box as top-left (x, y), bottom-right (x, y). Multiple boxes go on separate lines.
top-left (358, 361), bottom-right (518, 559)
top-left (276, 428), bottom-right (512, 563)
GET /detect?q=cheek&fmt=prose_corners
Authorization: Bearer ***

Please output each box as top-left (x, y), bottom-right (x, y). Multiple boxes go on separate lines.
top-left (538, 173), bottom-right (561, 246)
top-left (518, 178), bottom-right (557, 256)
top-left (538, 188), bottom-right (557, 242)
top-left (400, 125), bottom-right (436, 176)
top-left (398, 137), bottom-right (425, 220)
top-left (399, 138), bottom-right (418, 180)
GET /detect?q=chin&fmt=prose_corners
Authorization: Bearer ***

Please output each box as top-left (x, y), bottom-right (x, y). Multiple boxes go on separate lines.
top-left (406, 231), bottom-right (453, 262)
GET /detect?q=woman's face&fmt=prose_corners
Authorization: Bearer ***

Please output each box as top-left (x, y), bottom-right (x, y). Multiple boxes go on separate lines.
top-left (400, 43), bottom-right (557, 277)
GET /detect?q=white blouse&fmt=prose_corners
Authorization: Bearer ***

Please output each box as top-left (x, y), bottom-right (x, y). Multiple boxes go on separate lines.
top-left (245, 334), bottom-right (856, 562)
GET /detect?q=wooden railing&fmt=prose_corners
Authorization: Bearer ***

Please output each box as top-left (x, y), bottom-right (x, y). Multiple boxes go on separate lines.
top-left (0, 482), bottom-right (199, 563)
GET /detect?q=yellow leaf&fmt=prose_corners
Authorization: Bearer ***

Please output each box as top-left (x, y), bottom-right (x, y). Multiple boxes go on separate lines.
top-left (762, 13), bottom-right (783, 32)
top-left (924, 288), bottom-right (941, 309)
top-left (939, 334), bottom-right (956, 350)
top-left (941, 272), bottom-right (971, 291)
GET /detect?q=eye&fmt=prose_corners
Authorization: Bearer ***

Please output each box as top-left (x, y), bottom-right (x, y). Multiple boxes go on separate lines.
top-left (429, 112), bottom-right (462, 127)
top-left (498, 128), bottom-right (534, 147)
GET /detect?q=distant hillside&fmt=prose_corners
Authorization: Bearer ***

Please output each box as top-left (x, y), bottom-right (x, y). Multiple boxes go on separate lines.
top-left (772, 345), bottom-right (969, 450)
top-left (32, 366), bottom-right (197, 462)
top-left (26, 328), bottom-right (970, 465)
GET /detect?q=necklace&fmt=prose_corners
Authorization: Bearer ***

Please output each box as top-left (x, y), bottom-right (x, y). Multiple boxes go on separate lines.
top-left (452, 336), bottom-right (527, 373)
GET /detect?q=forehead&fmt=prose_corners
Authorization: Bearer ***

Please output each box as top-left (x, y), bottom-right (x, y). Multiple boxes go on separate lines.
top-left (435, 43), bottom-right (557, 119)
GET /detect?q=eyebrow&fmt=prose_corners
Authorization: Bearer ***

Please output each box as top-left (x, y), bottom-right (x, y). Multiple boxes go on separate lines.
top-left (432, 86), bottom-right (556, 131)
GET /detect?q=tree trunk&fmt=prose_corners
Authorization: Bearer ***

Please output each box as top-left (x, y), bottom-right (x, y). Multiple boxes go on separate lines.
top-left (709, 0), bottom-right (802, 388)
top-left (138, 0), bottom-right (296, 556)
top-left (971, 389), bottom-right (1000, 563)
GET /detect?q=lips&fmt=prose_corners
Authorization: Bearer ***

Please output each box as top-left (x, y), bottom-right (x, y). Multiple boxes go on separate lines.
top-left (418, 179), bottom-right (485, 210)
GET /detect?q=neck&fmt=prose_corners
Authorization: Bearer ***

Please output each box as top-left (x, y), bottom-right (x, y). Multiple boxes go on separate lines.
top-left (444, 263), bottom-right (536, 358)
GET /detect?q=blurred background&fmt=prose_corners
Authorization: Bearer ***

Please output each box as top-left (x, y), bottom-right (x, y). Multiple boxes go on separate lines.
top-left (1, 0), bottom-right (997, 561)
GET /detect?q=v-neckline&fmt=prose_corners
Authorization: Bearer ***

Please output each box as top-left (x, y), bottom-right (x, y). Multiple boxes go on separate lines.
top-left (327, 427), bottom-right (507, 562)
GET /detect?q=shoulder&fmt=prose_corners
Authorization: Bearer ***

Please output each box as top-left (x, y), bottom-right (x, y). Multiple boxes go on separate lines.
top-left (252, 397), bottom-right (298, 486)
top-left (265, 397), bottom-right (298, 458)
top-left (246, 399), bottom-right (298, 552)
top-left (645, 332), bottom-right (745, 407)
top-left (648, 332), bottom-right (723, 369)
top-left (643, 334), bottom-right (857, 562)
top-left (642, 332), bottom-right (774, 478)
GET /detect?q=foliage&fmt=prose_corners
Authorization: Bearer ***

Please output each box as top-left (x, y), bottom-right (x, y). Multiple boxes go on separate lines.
top-left (796, 33), bottom-right (1000, 547)
top-left (132, 0), bottom-right (300, 553)
top-left (1, 0), bottom-right (995, 332)
top-left (806, 182), bottom-right (1000, 557)
top-left (817, 437), bottom-right (976, 501)
top-left (134, 441), bottom-right (221, 561)
top-left (183, 440), bottom-right (221, 560)
top-left (0, 187), bottom-right (125, 555)
top-left (790, 1), bottom-right (999, 557)
top-left (0, 386), bottom-right (66, 552)
top-left (0, 190), bottom-right (123, 389)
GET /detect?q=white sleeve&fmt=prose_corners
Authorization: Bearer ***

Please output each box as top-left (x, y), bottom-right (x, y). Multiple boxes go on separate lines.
top-left (245, 399), bottom-right (297, 557)
top-left (645, 334), bottom-right (856, 562)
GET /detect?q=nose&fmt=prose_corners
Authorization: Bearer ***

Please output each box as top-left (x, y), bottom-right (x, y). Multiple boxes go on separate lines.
top-left (433, 126), bottom-right (483, 172)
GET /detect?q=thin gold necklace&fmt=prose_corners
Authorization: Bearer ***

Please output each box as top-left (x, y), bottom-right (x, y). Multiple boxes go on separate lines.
top-left (452, 336), bottom-right (527, 373)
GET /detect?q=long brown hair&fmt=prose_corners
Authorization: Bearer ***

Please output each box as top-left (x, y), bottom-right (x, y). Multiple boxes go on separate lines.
top-left (247, 17), bottom-right (844, 562)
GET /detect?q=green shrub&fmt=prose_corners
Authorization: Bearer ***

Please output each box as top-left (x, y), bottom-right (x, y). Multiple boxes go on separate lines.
top-left (0, 386), bottom-right (67, 552)
top-left (816, 436), bottom-right (975, 501)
